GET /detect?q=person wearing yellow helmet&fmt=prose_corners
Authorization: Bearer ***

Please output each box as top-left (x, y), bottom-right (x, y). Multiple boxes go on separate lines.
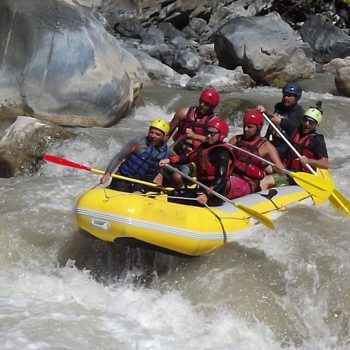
top-left (100, 118), bottom-right (183, 192)
top-left (260, 104), bottom-right (329, 189)
top-left (150, 118), bottom-right (170, 136)
top-left (284, 106), bottom-right (328, 172)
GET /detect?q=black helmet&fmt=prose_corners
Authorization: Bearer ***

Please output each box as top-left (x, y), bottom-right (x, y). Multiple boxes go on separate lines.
top-left (282, 83), bottom-right (302, 101)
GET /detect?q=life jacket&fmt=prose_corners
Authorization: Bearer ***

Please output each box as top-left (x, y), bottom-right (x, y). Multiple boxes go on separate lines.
top-left (173, 106), bottom-right (214, 153)
top-left (285, 131), bottom-right (317, 172)
top-left (194, 143), bottom-right (235, 181)
top-left (118, 137), bottom-right (168, 181)
top-left (233, 135), bottom-right (267, 180)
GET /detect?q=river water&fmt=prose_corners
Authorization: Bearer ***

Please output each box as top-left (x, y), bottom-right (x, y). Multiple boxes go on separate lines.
top-left (1, 82), bottom-right (350, 349)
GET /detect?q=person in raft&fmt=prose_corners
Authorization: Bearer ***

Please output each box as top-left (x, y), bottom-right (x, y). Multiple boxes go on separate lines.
top-left (100, 118), bottom-right (183, 193)
top-left (260, 106), bottom-right (329, 190)
top-left (228, 110), bottom-right (285, 198)
top-left (160, 117), bottom-right (237, 207)
top-left (167, 88), bottom-right (221, 156)
top-left (256, 82), bottom-right (305, 160)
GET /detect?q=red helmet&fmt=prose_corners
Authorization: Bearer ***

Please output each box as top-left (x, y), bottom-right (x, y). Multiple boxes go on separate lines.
top-left (199, 88), bottom-right (220, 107)
top-left (243, 110), bottom-right (264, 129)
top-left (208, 117), bottom-right (229, 141)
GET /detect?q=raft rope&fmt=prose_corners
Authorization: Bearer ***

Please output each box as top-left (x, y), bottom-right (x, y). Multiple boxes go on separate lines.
top-left (203, 205), bottom-right (227, 244)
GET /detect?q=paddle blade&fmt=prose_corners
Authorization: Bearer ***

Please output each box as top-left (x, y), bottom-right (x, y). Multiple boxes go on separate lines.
top-left (43, 154), bottom-right (92, 172)
top-left (233, 202), bottom-right (275, 230)
top-left (329, 189), bottom-right (350, 216)
top-left (289, 171), bottom-right (334, 199)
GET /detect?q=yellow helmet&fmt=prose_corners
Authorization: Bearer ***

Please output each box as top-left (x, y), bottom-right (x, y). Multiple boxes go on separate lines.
top-left (150, 118), bottom-right (170, 135)
top-left (304, 108), bottom-right (323, 125)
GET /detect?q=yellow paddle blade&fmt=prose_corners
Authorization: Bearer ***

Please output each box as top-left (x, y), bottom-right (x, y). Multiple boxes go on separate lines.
top-left (233, 202), bottom-right (275, 230)
top-left (329, 189), bottom-right (350, 216)
top-left (289, 171), bottom-right (334, 199)
top-left (316, 168), bottom-right (350, 215)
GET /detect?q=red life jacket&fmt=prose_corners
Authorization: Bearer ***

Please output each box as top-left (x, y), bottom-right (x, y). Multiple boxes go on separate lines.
top-left (193, 143), bottom-right (235, 181)
top-left (233, 135), bottom-right (267, 180)
top-left (173, 107), bottom-right (214, 152)
top-left (285, 131), bottom-right (317, 172)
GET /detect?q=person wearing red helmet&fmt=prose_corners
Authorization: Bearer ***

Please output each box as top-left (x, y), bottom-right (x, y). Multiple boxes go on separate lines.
top-left (168, 88), bottom-right (220, 155)
top-left (256, 82), bottom-right (305, 159)
top-left (160, 117), bottom-right (235, 206)
top-left (227, 110), bottom-right (285, 198)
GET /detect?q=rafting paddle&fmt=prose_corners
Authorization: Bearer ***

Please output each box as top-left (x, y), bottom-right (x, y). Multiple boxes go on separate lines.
top-left (227, 144), bottom-right (334, 200)
top-left (164, 164), bottom-right (275, 230)
top-left (262, 113), bottom-right (350, 215)
top-left (43, 154), bottom-right (174, 192)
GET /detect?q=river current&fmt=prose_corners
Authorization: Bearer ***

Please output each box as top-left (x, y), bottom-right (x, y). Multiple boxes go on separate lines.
top-left (1, 83), bottom-right (350, 349)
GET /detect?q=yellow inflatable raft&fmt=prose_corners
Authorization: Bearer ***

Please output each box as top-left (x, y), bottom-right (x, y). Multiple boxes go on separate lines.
top-left (75, 170), bottom-right (332, 256)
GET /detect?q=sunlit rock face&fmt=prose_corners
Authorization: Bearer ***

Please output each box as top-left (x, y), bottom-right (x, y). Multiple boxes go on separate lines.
top-left (0, 0), bottom-right (133, 127)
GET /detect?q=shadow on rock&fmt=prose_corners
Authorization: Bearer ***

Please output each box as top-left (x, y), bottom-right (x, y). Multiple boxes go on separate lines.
top-left (0, 157), bottom-right (14, 177)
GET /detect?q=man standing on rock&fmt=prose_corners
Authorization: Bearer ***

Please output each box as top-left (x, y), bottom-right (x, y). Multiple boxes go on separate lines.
top-left (256, 82), bottom-right (304, 160)
top-left (167, 88), bottom-right (220, 155)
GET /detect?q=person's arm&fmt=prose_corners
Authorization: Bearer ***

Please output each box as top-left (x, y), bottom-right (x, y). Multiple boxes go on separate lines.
top-left (159, 153), bottom-right (189, 167)
top-left (197, 148), bottom-right (231, 205)
top-left (185, 128), bottom-right (207, 143)
top-left (260, 141), bottom-right (285, 175)
top-left (167, 107), bottom-right (189, 140)
top-left (212, 148), bottom-right (231, 194)
top-left (100, 137), bottom-right (140, 184)
top-left (256, 105), bottom-right (274, 119)
top-left (300, 134), bottom-right (329, 169)
top-left (300, 156), bottom-right (329, 169)
top-left (228, 135), bottom-right (238, 145)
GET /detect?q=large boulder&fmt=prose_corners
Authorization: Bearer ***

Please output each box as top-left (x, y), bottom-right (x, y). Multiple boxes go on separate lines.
top-left (0, 0), bottom-right (136, 127)
top-left (300, 14), bottom-right (350, 64)
top-left (214, 12), bottom-right (315, 86)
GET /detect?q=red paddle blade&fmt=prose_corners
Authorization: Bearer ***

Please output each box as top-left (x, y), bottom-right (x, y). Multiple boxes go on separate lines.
top-left (43, 154), bottom-right (92, 172)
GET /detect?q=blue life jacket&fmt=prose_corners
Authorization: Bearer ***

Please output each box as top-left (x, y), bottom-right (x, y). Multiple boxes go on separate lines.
top-left (118, 137), bottom-right (168, 181)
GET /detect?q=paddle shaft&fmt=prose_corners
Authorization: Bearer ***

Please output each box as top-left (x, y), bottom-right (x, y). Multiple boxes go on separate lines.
top-left (43, 154), bottom-right (174, 191)
top-left (164, 164), bottom-right (274, 229)
top-left (228, 143), bottom-right (302, 178)
top-left (262, 113), bottom-right (316, 174)
top-left (227, 143), bottom-right (333, 198)
top-left (166, 165), bottom-right (231, 203)
top-left (168, 134), bottom-right (187, 149)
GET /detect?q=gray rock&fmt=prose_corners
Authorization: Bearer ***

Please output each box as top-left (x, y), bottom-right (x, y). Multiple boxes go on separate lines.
top-left (140, 26), bottom-right (165, 45)
top-left (124, 47), bottom-right (190, 87)
top-left (214, 12), bottom-right (315, 86)
top-left (173, 49), bottom-right (203, 76)
top-left (335, 66), bottom-right (350, 97)
top-left (300, 14), bottom-right (350, 64)
top-left (186, 65), bottom-right (254, 92)
top-left (0, 0), bottom-right (134, 127)
top-left (0, 116), bottom-right (74, 177)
